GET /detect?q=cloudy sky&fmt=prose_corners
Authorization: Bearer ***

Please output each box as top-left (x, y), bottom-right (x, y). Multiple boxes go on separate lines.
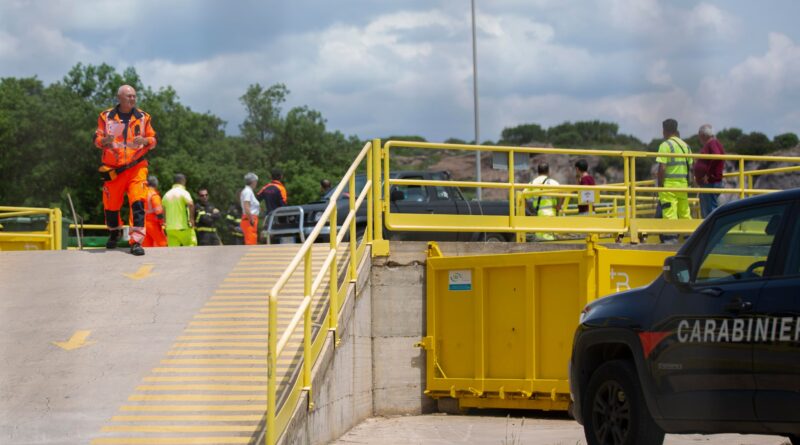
top-left (1, 0), bottom-right (798, 142)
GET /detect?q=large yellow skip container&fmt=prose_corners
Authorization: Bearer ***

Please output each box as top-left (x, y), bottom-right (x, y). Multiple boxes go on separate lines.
top-left (419, 240), bottom-right (672, 411)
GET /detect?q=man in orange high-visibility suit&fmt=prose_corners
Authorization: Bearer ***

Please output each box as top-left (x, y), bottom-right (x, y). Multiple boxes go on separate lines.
top-left (142, 175), bottom-right (167, 247)
top-left (94, 85), bottom-right (157, 256)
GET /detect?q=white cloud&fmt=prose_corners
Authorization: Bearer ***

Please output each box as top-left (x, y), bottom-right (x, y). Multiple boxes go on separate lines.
top-left (647, 59), bottom-right (673, 87)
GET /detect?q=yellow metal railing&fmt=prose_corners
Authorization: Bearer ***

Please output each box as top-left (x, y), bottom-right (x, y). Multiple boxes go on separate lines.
top-left (379, 140), bottom-right (798, 242)
top-left (0, 206), bottom-right (62, 251)
top-left (265, 140), bottom-right (379, 444)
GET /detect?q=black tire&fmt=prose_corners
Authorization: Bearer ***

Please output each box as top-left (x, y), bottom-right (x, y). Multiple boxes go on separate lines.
top-left (483, 232), bottom-right (507, 242)
top-left (582, 360), bottom-right (664, 445)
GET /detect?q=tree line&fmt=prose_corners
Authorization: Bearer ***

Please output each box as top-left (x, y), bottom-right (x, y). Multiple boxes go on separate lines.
top-left (1, 63), bottom-right (796, 224)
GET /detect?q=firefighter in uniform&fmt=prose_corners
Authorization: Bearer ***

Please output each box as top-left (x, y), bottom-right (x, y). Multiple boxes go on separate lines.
top-left (94, 85), bottom-right (157, 256)
top-left (225, 205), bottom-right (244, 245)
top-left (142, 176), bottom-right (167, 247)
top-left (195, 188), bottom-right (222, 246)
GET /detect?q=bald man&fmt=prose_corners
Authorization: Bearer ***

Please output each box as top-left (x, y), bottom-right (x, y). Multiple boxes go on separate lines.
top-left (94, 85), bottom-right (158, 256)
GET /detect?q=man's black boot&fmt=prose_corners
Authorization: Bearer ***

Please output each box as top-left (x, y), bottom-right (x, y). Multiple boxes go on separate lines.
top-left (130, 243), bottom-right (145, 256)
top-left (106, 230), bottom-right (120, 249)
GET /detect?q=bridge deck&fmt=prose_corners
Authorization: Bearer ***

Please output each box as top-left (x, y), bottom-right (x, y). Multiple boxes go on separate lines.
top-left (0, 244), bottom-right (341, 445)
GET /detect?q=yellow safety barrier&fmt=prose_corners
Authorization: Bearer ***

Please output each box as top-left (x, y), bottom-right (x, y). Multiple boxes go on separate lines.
top-left (0, 206), bottom-right (62, 251)
top-left (265, 140), bottom-right (379, 444)
top-left (418, 238), bottom-right (672, 411)
top-left (379, 140), bottom-right (798, 243)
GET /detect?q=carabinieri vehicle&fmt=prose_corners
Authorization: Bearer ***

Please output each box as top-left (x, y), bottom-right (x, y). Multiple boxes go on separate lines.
top-left (570, 188), bottom-right (800, 445)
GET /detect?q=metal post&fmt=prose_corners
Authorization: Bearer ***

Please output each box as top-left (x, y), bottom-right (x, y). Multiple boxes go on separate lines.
top-left (471, 0), bottom-right (481, 200)
top-left (348, 175), bottom-right (357, 281)
top-left (266, 291), bottom-right (277, 445)
top-left (303, 250), bottom-right (312, 409)
top-left (371, 139), bottom-right (389, 256)
top-left (366, 147), bottom-right (373, 243)
top-left (329, 205), bottom-right (339, 341)
top-left (739, 159), bottom-right (746, 199)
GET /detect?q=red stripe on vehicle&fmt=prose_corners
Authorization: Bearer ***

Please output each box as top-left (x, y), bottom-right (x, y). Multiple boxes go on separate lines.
top-left (638, 331), bottom-right (671, 359)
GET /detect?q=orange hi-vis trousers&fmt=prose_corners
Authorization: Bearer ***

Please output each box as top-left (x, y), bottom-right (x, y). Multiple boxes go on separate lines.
top-left (103, 162), bottom-right (148, 245)
top-left (240, 215), bottom-right (258, 245)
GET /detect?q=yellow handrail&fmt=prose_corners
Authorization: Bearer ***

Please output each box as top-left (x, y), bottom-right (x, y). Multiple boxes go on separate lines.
top-left (265, 141), bottom-right (375, 444)
top-left (0, 206), bottom-right (62, 250)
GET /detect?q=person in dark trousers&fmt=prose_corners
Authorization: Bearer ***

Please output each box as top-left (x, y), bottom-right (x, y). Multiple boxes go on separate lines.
top-left (694, 124), bottom-right (726, 218)
top-left (257, 169), bottom-right (288, 216)
top-left (575, 159), bottom-right (596, 215)
top-left (225, 204), bottom-right (244, 245)
top-left (194, 188), bottom-right (222, 245)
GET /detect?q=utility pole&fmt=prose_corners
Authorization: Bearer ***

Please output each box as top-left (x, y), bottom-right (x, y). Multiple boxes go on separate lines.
top-left (471, 0), bottom-right (481, 200)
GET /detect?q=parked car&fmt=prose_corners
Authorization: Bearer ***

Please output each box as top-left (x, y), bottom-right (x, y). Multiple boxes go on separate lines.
top-left (263, 170), bottom-right (513, 243)
top-left (569, 188), bottom-right (800, 445)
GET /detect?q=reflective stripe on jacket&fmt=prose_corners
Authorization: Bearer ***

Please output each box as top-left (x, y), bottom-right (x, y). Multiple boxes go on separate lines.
top-left (657, 137), bottom-right (692, 186)
top-left (94, 106), bottom-right (157, 168)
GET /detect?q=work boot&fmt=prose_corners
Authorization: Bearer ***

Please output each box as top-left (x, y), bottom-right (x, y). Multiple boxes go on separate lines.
top-left (130, 243), bottom-right (145, 256)
top-left (105, 230), bottom-right (120, 249)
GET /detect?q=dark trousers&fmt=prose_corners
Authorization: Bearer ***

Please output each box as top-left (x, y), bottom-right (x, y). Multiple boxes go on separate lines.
top-left (197, 230), bottom-right (221, 246)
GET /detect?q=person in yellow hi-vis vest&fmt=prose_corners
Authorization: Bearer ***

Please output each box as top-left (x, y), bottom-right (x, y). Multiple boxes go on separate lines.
top-left (525, 162), bottom-right (561, 241)
top-left (656, 119), bottom-right (693, 243)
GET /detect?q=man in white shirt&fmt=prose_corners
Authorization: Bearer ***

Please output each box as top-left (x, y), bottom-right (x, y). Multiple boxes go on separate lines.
top-left (240, 172), bottom-right (260, 245)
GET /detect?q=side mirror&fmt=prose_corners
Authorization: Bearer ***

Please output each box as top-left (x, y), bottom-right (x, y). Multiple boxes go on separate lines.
top-left (390, 188), bottom-right (405, 202)
top-left (663, 256), bottom-right (692, 287)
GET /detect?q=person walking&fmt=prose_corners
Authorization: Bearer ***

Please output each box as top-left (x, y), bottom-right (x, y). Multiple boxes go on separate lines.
top-left (655, 119), bottom-right (693, 243)
top-left (162, 173), bottom-right (197, 247)
top-left (195, 188), bottom-right (222, 246)
top-left (141, 176), bottom-right (167, 247)
top-left (694, 124), bottom-right (726, 218)
top-left (257, 169), bottom-right (288, 216)
top-left (525, 162), bottom-right (561, 241)
top-left (94, 85), bottom-right (157, 256)
top-left (240, 172), bottom-right (260, 245)
top-left (575, 159), bottom-right (596, 215)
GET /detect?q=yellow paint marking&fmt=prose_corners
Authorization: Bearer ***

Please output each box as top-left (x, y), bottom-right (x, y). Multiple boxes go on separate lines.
top-left (173, 342), bottom-right (275, 348)
top-left (199, 307), bottom-right (270, 312)
top-left (152, 367), bottom-right (268, 373)
top-left (111, 414), bottom-right (263, 421)
top-left (128, 394), bottom-right (268, 401)
top-left (205, 301), bottom-right (269, 306)
top-left (123, 263), bottom-right (155, 280)
top-left (224, 277), bottom-right (288, 282)
top-left (52, 330), bottom-right (95, 351)
top-left (177, 335), bottom-right (268, 340)
top-left (167, 349), bottom-right (268, 356)
top-left (102, 424), bottom-right (256, 433)
top-left (160, 359), bottom-right (267, 365)
top-left (143, 376), bottom-right (269, 382)
top-left (92, 438), bottom-right (251, 445)
top-left (194, 313), bottom-right (268, 319)
top-left (120, 404), bottom-right (265, 412)
top-left (136, 384), bottom-right (266, 392)
top-left (189, 321), bottom-right (268, 326)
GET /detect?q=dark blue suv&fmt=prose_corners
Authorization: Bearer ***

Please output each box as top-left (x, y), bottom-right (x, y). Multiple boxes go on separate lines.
top-left (570, 188), bottom-right (800, 445)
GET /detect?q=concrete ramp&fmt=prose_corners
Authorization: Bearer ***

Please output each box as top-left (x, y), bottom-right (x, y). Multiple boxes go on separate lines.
top-left (0, 244), bottom-right (339, 445)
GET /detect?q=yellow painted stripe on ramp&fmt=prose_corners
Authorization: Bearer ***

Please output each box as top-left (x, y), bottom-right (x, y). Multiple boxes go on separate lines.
top-left (152, 368), bottom-right (268, 373)
top-left (189, 321), bottom-right (268, 326)
top-left (111, 414), bottom-right (263, 422)
top-left (92, 436), bottom-right (251, 444)
top-left (172, 342), bottom-right (272, 348)
top-left (143, 376), bottom-right (269, 382)
top-left (129, 394), bottom-right (268, 401)
top-left (102, 425), bottom-right (256, 432)
top-left (177, 335), bottom-right (268, 340)
top-left (136, 384), bottom-right (266, 392)
top-left (119, 405), bottom-right (265, 412)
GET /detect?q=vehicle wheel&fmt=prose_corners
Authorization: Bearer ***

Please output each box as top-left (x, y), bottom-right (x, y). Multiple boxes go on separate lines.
top-left (484, 233), bottom-right (506, 242)
top-left (582, 360), bottom-right (664, 445)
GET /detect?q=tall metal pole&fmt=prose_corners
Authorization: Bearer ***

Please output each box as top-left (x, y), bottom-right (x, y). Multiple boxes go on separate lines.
top-left (471, 0), bottom-right (481, 200)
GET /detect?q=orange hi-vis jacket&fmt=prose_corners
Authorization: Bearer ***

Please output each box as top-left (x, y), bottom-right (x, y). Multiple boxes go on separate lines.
top-left (94, 106), bottom-right (157, 168)
top-left (145, 187), bottom-right (164, 224)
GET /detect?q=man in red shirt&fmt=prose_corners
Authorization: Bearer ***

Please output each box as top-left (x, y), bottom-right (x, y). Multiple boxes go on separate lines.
top-left (575, 159), bottom-right (596, 215)
top-left (693, 124), bottom-right (726, 218)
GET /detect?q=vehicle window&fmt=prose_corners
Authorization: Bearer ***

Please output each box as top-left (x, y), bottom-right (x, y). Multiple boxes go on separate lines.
top-left (432, 186), bottom-right (450, 200)
top-left (695, 204), bottom-right (787, 284)
top-left (783, 210), bottom-right (800, 276)
top-left (397, 185), bottom-right (427, 202)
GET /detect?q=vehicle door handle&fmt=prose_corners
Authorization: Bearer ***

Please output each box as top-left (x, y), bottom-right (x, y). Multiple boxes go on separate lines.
top-left (700, 288), bottom-right (723, 297)
top-left (724, 298), bottom-right (753, 313)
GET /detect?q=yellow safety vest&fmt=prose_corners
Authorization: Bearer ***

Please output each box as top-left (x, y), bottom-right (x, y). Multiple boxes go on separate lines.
top-left (658, 137), bottom-right (692, 186)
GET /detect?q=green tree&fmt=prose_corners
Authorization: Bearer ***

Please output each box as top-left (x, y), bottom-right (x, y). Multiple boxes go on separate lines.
top-left (732, 132), bottom-right (774, 156)
top-left (773, 132), bottom-right (799, 150)
top-left (499, 123), bottom-right (546, 146)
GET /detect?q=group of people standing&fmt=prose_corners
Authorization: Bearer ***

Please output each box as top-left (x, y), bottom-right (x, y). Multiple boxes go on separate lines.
top-left (238, 170), bottom-right (288, 245)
